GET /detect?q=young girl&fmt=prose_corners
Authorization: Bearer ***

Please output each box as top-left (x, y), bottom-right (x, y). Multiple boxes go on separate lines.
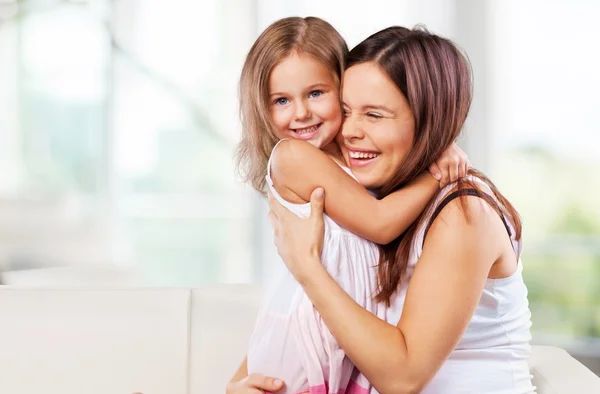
top-left (232, 17), bottom-right (469, 394)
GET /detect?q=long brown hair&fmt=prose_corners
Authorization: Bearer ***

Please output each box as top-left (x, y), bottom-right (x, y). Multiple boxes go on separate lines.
top-left (236, 17), bottom-right (348, 193)
top-left (347, 26), bottom-right (522, 305)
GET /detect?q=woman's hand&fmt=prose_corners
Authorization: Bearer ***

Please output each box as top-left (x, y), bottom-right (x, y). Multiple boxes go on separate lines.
top-left (267, 188), bottom-right (326, 283)
top-left (226, 374), bottom-right (284, 393)
top-left (428, 143), bottom-right (471, 187)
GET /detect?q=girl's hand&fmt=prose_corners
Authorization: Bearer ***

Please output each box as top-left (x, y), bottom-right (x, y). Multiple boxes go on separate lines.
top-left (226, 374), bottom-right (284, 393)
top-left (267, 188), bottom-right (326, 283)
top-left (428, 143), bottom-right (471, 187)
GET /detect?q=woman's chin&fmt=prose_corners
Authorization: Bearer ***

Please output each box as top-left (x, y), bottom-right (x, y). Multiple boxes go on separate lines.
top-left (351, 164), bottom-right (391, 191)
top-left (354, 175), bottom-right (380, 191)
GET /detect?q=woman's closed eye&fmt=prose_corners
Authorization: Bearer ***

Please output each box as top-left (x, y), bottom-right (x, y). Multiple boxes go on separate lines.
top-left (366, 112), bottom-right (383, 119)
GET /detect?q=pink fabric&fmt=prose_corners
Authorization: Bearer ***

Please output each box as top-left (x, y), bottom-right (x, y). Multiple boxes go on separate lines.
top-left (249, 145), bottom-right (383, 394)
top-left (308, 381), bottom-right (371, 394)
top-left (266, 380), bottom-right (370, 394)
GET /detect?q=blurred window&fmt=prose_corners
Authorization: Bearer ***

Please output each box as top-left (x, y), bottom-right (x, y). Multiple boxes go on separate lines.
top-left (488, 0), bottom-right (600, 350)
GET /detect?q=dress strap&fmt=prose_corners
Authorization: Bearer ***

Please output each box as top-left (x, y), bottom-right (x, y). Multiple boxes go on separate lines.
top-left (422, 188), bottom-right (513, 247)
top-left (265, 138), bottom-right (290, 187)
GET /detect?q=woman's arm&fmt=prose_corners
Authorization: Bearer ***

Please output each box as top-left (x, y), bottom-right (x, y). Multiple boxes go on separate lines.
top-left (229, 357), bottom-right (248, 384)
top-left (268, 190), bottom-right (507, 393)
top-left (271, 139), bottom-right (439, 244)
top-left (226, 356), bottom-right (284, 393)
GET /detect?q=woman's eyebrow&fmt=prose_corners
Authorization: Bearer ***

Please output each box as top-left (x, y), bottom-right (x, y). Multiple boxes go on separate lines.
top-left (362, 104), bottom-right (395, 115)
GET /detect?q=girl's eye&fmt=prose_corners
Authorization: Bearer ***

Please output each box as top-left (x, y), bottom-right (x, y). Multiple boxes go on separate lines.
top-left (274, 97), bottom-right (289, 106)
top-left (367, 112), bottom-right (383, 119)
top-left (309, 90), bottom-right (323, 98)
top-left (342, 110), bottom-right (350, 118)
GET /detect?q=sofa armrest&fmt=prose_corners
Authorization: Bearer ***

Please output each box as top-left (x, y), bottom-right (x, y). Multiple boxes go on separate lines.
top-left (530, 345), bottom-right (600, 394)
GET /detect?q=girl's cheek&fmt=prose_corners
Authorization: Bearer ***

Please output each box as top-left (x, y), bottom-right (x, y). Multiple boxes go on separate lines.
top-left (327, 100), bottom-right (343, 123)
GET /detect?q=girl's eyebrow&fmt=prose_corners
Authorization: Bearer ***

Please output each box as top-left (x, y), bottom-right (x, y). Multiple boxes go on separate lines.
top-left (306, 83), bottom-right (331, 90)
top-left (270, 83), bottom-right (332, 97)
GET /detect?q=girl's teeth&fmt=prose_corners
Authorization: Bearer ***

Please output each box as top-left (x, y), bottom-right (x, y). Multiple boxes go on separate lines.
top-left (295, 125), bottom-right (319, 134)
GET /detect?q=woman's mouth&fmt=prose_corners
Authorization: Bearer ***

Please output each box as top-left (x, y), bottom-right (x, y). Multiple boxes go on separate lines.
top-left (347, 149), bottom-right (381, 168)
top-left (290, 123), bottom-right (322, 140)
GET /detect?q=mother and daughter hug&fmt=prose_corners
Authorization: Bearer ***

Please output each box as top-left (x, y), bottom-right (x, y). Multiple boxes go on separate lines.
top-left (227, 16), bottom-right (535, 394)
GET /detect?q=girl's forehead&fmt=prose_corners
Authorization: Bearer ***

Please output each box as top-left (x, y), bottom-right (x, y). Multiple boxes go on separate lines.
top-left (270, 52), bottom-right (337, 88)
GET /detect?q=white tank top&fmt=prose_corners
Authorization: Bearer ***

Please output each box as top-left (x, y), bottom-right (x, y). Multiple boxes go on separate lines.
top-left (381, 178), bottom-right (536, 394)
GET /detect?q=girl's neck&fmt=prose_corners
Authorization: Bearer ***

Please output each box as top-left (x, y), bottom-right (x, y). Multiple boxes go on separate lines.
top-left (322, 141), bottom-right (346, 167)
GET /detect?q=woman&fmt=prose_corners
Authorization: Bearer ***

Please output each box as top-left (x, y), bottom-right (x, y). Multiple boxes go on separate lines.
top-left (230, 25), bottom-right (534, 394)
top-left (235, 16), bottom-right (471, 394)
top-left (266, 26), bottom-right (535, 394)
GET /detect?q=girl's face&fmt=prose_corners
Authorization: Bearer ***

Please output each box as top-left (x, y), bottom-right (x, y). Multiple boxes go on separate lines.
top-left (339, 62), bottom-right (415, 189)
top-left (268, 51), bottom-right (342, 149)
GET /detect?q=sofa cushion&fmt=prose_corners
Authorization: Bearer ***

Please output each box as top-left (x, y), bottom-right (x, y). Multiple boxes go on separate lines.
top-left (529, 345), bottom-right (600, 394)
top-left (0, 287), bottom-right (190, 394)
top-left (189, 284), bottom-right (262, 394)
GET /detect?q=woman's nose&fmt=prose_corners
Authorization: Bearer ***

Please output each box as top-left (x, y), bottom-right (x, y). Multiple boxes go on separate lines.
top-left (341, 116), bottom-right (364, 140)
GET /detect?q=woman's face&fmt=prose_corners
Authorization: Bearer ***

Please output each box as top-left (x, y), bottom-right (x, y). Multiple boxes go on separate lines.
top-left (338, 62), bottom-right (415, 189)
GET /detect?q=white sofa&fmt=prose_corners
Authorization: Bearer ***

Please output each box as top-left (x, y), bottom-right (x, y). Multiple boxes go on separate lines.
top-left (0, 285), bottom-right (599, 394)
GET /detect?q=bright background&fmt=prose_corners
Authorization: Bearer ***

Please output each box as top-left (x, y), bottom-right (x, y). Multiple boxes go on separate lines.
top-left (0, 0), bottom-right (599, 374)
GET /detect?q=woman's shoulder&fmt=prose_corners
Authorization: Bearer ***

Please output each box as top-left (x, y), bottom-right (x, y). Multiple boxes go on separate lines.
top-left (429, 177), bottom-right (504, 229)
top-left (430, 192), bottom-right (496, 233)
top-left (418, 176), bottom-right (515, 267)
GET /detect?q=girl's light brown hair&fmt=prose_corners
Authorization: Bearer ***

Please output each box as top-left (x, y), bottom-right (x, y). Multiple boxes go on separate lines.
top-left (236, 16), bottom-right (348, 193)
top-left (346, 26), bottom-right (522, 305)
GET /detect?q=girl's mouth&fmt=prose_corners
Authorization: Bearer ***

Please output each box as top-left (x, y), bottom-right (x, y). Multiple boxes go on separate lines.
top-left (290, 123), bottom-right (322, 140)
